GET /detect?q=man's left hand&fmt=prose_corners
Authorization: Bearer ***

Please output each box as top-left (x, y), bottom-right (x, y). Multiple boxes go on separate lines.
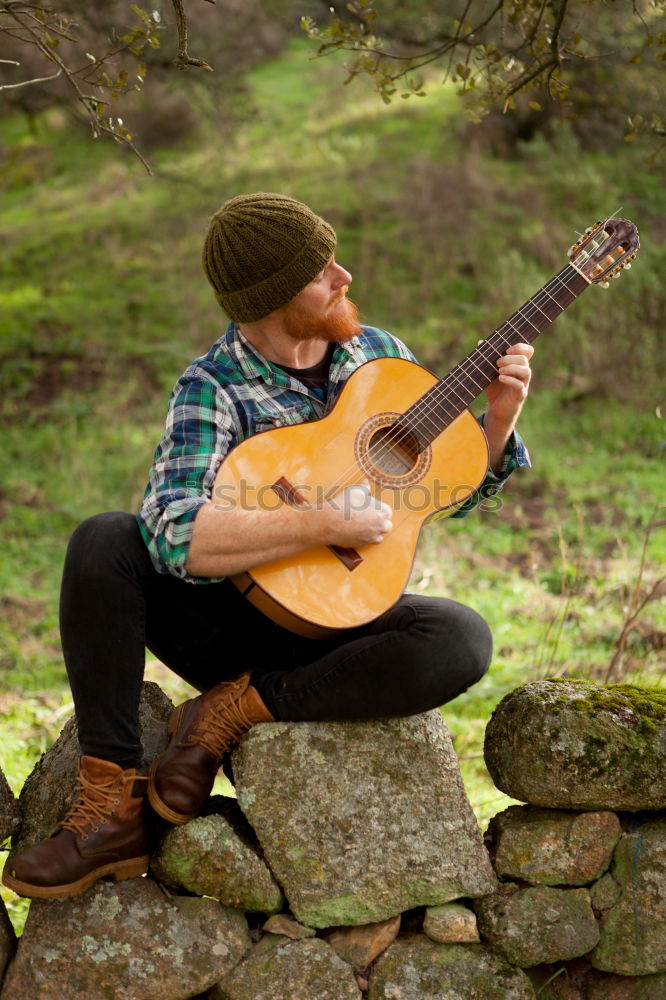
top-left (484, 342), bottom-right (534, 426)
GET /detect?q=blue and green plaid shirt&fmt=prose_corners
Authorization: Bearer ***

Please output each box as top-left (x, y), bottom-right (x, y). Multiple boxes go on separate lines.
top-left (137, 323), bottom-right (530, 581)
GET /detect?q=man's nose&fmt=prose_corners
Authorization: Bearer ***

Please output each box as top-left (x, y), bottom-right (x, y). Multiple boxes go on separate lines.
top-left (331, 262), bottom-right (352, 288)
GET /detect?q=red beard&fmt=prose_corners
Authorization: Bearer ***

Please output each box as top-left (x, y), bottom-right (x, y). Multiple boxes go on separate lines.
top-left (281, 294), bottom-right (361, 343)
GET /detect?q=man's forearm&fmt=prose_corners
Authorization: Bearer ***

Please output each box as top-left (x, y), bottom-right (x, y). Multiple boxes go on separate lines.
top-left (483, 411), bottom-right (518, 475)
top-left (184, 501), bottom-right (321, 578)
top-left (184, 480), bottom-right (394, 578)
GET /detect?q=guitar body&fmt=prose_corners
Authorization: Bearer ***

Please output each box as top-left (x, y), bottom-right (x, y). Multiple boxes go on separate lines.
top-left (215, 357), bottom-right (489, 637)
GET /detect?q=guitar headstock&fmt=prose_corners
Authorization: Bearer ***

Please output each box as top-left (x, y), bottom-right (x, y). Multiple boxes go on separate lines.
top-left (568, 217), bottom-right (639, 287)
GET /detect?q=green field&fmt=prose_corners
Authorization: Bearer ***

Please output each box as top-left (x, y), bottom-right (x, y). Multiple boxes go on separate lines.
top-left (1, 38), bottom-right (664, 934)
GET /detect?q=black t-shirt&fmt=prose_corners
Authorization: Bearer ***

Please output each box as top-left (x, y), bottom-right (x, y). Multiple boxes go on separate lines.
top-left (271, 343), bottom-right (334, 401)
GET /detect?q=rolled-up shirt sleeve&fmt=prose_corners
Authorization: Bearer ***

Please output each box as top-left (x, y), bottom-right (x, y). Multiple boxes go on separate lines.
top-left (451, 419), bottom-right (531, 519)
top-left (137, 376), bottom-right (236, 579)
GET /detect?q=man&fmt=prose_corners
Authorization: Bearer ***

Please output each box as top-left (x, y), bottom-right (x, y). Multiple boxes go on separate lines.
top-left (3, 192), bottom-right (532, 899)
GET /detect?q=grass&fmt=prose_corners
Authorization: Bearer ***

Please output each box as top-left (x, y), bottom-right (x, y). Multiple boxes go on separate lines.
top-left (1, 35), bottom-right (664, 935)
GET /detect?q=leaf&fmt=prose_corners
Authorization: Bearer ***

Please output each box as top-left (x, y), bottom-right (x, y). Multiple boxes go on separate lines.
top-left (528, 101), bottom-right (543, 111)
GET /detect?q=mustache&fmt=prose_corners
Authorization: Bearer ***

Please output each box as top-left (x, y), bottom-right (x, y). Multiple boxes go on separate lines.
top-left (328, 288), bottom-right (350, 311)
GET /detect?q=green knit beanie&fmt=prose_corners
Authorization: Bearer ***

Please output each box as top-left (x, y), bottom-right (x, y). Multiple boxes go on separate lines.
top-left (202, 192), bottom-right (337, 322)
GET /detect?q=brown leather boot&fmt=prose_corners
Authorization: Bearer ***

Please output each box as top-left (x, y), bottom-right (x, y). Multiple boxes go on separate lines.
top-left (2, 756), bottom-right (152, 899)
top-left (148, 673), bottom-right (274, 825)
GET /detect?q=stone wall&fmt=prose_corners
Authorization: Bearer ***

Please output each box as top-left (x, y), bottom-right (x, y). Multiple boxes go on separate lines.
top-left (0, 678), bottom-right (664, 999)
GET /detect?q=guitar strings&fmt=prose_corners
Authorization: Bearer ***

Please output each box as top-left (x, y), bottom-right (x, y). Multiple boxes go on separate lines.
top-left (318, 264), bottom-right (585, 506)
top-left (405, 264), bottom-right (579, 439)
top-left (320, 264), bottom-right (582, 504)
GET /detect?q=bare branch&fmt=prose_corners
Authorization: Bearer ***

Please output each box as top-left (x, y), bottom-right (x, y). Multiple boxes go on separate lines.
top-left (549, 0), bottom-right (571, 62)
top-left (170, 0), bottom-right (213, 70)
top-left (0, 66), bottom-right (61, 89)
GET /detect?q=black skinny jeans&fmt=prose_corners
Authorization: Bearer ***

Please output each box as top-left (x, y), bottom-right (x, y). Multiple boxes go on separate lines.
top-left (60, 512), bottom-right (493, 769)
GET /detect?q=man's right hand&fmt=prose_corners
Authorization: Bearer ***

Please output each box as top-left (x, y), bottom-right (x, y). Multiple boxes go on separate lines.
top-left (320, 482), bottom-right (393, 548)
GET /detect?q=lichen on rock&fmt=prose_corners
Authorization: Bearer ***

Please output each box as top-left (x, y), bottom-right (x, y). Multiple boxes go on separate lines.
top-left (1, 877), bottom-right (251, 999)
top-left (211, 937), bottom-right (361, 1000)
top-left (487, 805), bottom-right (621, 885)
top-left (150, 809), bottom-right (284, 914)
top-left (484, 680), bottom-right (666, 811)
top-left (232, 713), bottom-right (496, 928)
top-left (368, 936), bottom-right (536, 999)
top-left (473, 883), bottom-right (600, 968)
top-left (589, 815), bottom-right (666, 976)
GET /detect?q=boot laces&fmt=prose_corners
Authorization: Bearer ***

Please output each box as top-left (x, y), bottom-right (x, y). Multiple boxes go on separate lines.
top-left (188, 683), bottom-right (254, 758)
top-left (58, 772), bottom-right (147, 840)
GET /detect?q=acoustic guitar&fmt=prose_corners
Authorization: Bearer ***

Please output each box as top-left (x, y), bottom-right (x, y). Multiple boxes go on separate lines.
top-left (214, 217), bottom-right (639, 637)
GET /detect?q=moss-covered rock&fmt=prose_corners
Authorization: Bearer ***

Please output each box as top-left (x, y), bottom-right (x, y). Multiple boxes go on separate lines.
top-left (0, 897), bottom-right (16, 987)
top-left (150, 809), bottom-right (283, 914)
top-left (232, 713), bottom-right (497, 928)
top-left (487, 805), bottom-right (621, 885)
top-left (484, 680), bottom-right (666, 811)
top-left (473, 883), bottom-right (600, 968)
top-left (0, 769), bottom-right (19, 846)
top-left (368, 936), bottom-right (536, 999)
top-left (589, 816), bottom-right (666, 976)
top-left (211, 937), bottom-right (361, 1000)
top-left (0, 876), bottom-right (251, 999)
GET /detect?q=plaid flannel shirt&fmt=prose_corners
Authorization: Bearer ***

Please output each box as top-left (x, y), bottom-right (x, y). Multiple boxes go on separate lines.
top-left (137, 323), bottom-right (530, 581)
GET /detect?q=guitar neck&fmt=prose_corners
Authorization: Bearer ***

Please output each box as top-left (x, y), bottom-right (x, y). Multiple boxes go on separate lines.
top-left (402, 263), bottom-right (589, 449)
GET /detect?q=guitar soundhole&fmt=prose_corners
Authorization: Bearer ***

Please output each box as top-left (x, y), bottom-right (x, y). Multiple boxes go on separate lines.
top-left (368, 425), bottom-right (418, 476)
top-left (355, 413), bottom-right (431, 488)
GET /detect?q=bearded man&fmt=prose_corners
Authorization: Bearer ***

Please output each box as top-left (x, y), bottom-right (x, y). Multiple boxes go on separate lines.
top-left (3, 192), bottom-right (532, 899)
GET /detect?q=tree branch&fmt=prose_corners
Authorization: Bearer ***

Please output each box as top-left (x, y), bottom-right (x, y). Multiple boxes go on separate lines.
top-left (0, 66), bottom-right (61, 89)
top-left (170, 0), bottom-right (213, 70)
top-left (4, 6), bottom-right (153, 173)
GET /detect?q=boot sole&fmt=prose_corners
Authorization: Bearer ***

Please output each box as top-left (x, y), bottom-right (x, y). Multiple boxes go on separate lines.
top-left (1, 855), bottom-right (150, 900)
top-left (147, 701), bottom-right (199, 826)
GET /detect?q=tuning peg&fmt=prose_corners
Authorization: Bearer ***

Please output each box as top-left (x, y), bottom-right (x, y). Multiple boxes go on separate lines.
top-left (585, 227), bottom-right (593, 234)
top-left (599, 281), bottom-right (610, 288)
top-left (623, 262), bottom-right (632, 269)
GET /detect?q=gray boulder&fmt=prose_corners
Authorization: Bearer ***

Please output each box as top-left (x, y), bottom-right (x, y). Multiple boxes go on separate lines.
top-left (368, 937), bottom-right (536, 999)
top-left (589, 816), bottom-right (666, 976)
top-left (487, 805), bottom-right (621, 885)
top-left (211, 937), bottom-right (361, 1000)
top-left (232, 713), bottom-right (497, 928)
top-left (484, 680), bottom-right (666, 811)
top-left (0, 898), bottom-right (16, 987)
top-left (473, 883), bottom-right (600, 967)
top-left (150, 807), bottom-right (284, 914)
top-left (11, 682), bottom-right (172, 854)
top-left (0, 876), bottom-right (250, 1000)
top-left (0, 769), bottom-right (19, 845)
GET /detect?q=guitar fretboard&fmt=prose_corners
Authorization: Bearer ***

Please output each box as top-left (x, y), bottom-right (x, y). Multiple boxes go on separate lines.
top-left (400, 263), bottom-right (589, 449)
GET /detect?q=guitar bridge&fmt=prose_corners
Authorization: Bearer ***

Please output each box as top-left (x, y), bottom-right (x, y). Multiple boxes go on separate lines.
top-left (271, 477), bottom-right (363, 572)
